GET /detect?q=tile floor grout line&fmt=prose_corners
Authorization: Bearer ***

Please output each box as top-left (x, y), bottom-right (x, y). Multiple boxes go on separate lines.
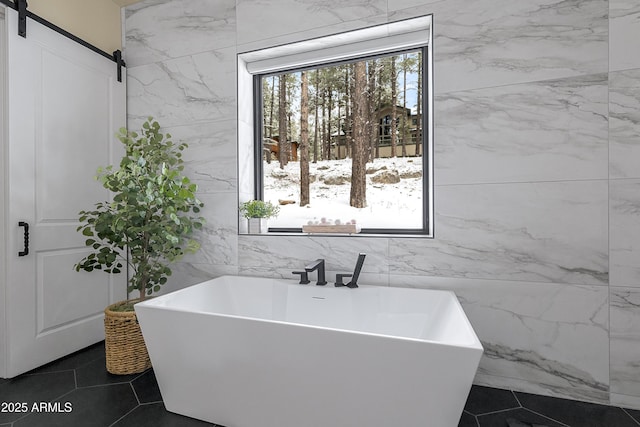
top-left (474, 406), bottom-right (528, 417)
top-left (521, 407), bottom-right (572, 427)
top-left (108, 404), bottom-right (140, 427)
top-left (510, 389), bottom-right (571, 426)
top-left (131, 369), bottom-right (149, 381)
top-left (23, 344), bottom-right (105, 376)
top-left (473, 405), bottom-right (571, 427)
top-left (3, 410), bottom-right (34, 426)
top-left (461, 408), bottom-right (480, 427)
top-left (511, 389), bottom-right (524, 408)
top-left (129, 378), bottom-right (142, 405)
top-left (622, 408), bottom-right (640, 426)
top-left (74, 382), bottom-right (134, 390)
top-left (22, 368), bottom-right (76, 377)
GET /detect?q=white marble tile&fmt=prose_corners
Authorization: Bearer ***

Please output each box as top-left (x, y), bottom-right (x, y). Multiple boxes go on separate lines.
top-left (237, 267), bottom-right (388, 288)
top-left (474, 374), bottom-right (609, 405)
top-left (124, 0), bottom-right (237, 68)
top-left (611, 287), bottom-right (640, 398)
top-left (127, 47), bottom-right (237, 128)
top-left (120, 0), bottom-right (640, 409)
top-left (390, 275), bottom-right (610, 403)
top-left (163, 120), bottom-right (237, 193)
top-left (182, 193), bottom-right (238, 267)
top-left (387, 0), bottom-right (444, 13)
top-left (386, 1), bottom-right (453, 29)
top-left (237, 235), bottom-right (389, 285)
top-left (429, 0), bottom-right (608, 93)
top-left (390, 180), bottom-right (609, 285)
top-left (610, 69), bottom-right (640, 179)
top-left (236, 14), bottom-right (389, 54)
top-left (610, 179), bottom-right (640, 287)
top-left (237, 120), bottom-right (255, 198)
top-left (610, 0), bottom-right (640, 72)
top-left (611, 393), bottom-right (640, 411)
top-left (236, 0), bottom-right (386, 48)
top-left (160, 261), bottom-right (238, 295)
top-left (237, 59), bottom-right (256, 198)
top-left (436, 74), bottom-right (608, 185)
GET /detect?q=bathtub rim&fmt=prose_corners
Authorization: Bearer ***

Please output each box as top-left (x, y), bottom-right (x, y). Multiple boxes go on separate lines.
top-left (135, 275), bottom-right (484, 351)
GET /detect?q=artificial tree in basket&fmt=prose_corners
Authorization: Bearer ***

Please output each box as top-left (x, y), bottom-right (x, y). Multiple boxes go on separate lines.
top-left (75, 117), bottom-right (204, 374)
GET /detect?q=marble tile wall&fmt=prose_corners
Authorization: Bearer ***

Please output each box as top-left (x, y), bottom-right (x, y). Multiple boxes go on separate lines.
top-left (608, 0), bottom-right (640, 409)
top-left (124, 0), bottom-right (640, 409)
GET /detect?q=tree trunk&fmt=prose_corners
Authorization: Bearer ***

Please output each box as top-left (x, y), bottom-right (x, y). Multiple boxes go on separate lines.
top-left (401, 54), bottom-right (408, 158)
top-left (367, 59), bottom-right (376, 162)
top-left (287, 111), bottom-right (292, 160)
top-left (416, 52), bottom-right (422, 157)
top-left (313, 71), bottom-right (320, 163)
top-left (269, 76), bottom-right (275, 138)
top-left (390, 57), bottom-right (397, 158)
top-left (345, 64), bottom-right (352, 159)
top-left (321, 79), bottom-right (327, 160)
top-left (337, 103), bottom-right (342, 159)
top-left (350, 61), bottom-right (367, 208)
top-left (326, 84), bottom-right (332, 160)
top-left (375, 62), bottom-right (382, 159)
top-left (278, 75), bottom-right (288, 168)
top-left (300, 71), bottom-right (310, 206)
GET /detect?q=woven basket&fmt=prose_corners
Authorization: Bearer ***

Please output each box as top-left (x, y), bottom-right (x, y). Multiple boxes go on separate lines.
top-left (104, 299), bottom-right (151, 375)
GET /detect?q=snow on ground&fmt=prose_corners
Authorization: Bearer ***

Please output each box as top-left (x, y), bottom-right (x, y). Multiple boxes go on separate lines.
top-left (263, 157), bottom-right (424, 229)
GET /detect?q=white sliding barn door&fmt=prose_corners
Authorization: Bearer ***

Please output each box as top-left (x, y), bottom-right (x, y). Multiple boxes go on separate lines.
top-left (2, 7), bottom-right (126, 377)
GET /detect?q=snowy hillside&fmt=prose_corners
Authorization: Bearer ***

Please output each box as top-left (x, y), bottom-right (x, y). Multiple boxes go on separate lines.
top-left (263, 157), bottom-right (424, 229)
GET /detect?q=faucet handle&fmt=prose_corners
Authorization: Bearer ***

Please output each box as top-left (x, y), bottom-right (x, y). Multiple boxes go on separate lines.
top-left (346, 253), bottom-right (366, 288)
top-left (334, 273), bottom-right (353, 287)
top-left (292, 271), bottom-right (310, 284)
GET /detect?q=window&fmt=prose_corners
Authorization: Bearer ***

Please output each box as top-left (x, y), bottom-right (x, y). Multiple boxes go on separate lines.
top-left (238, 16), bottom-right (433, 236)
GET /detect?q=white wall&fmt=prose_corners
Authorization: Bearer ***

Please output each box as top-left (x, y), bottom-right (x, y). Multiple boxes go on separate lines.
top-left (124, 0), bottom-right (640, 409)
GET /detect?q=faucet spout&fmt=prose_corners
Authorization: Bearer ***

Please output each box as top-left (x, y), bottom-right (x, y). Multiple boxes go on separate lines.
top-left (346, 253), bottom-right (366, 288)
top-left (305, 259), bottom-right (327, 286)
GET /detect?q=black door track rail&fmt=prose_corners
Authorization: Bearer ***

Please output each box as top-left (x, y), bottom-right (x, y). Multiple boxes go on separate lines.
top-left (0, 0), bottom-right (126, 82)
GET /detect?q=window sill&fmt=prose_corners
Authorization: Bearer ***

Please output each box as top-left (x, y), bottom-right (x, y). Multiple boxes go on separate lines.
top-left (239, 230), bottom-right (433, 239)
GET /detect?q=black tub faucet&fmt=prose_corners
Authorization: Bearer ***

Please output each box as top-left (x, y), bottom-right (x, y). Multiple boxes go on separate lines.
top-left (335, 253), bottom-right (366, 288)
top-left (291, 270), bottom-right (310, 284)
top-left (305, 259), bottom-right (327, 286)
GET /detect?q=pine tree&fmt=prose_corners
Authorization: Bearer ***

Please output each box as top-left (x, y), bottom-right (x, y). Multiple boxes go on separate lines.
top-left (300, 71), bottom-right (310, 206)
top-left (269, 76), bottom-right (276, 138)
top-left (390, 56), bottom-right (398, 158)
top-left (367, 59), bottom-right (377, 162)
top-left (278, 74), bottom-right (288, 168)
top-left (313, 70), bottom-right (320, 163)
top-left (350, 61), bottom-right (367, 208)
top-left (401, 54), bottom-right (408, 157)
top-left (416, 51), bottom-right (423, 157)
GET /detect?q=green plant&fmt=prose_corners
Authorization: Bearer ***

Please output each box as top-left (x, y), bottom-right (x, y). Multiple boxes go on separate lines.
top-left (75, 117), bottom-right (205, 303)
top-left (239, 200), bottom-right (280, 219)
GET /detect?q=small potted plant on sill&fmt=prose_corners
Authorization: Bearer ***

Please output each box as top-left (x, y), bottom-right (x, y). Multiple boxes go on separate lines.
top-left (240, 200), bottom-right (280, 233)
top-left (74, 117), bottom-right (204, 375)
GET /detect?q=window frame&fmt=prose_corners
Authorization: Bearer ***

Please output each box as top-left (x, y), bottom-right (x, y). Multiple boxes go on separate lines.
top-left (238, 16), bottom-right (434, 237)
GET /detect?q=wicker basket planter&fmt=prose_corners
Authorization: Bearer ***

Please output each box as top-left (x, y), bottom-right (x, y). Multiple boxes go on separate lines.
top-left (104, 299), bottom-right (151, 375)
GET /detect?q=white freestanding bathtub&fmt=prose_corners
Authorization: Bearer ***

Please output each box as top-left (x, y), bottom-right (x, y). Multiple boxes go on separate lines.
top-left (135, 275), bottom-right (483, 427)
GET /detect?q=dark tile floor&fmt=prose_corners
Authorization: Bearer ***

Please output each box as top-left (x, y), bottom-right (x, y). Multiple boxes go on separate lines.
top-left (459, 385), bottom-right (640, 427)
top-left (1, 342), bottom-right (639, 427)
